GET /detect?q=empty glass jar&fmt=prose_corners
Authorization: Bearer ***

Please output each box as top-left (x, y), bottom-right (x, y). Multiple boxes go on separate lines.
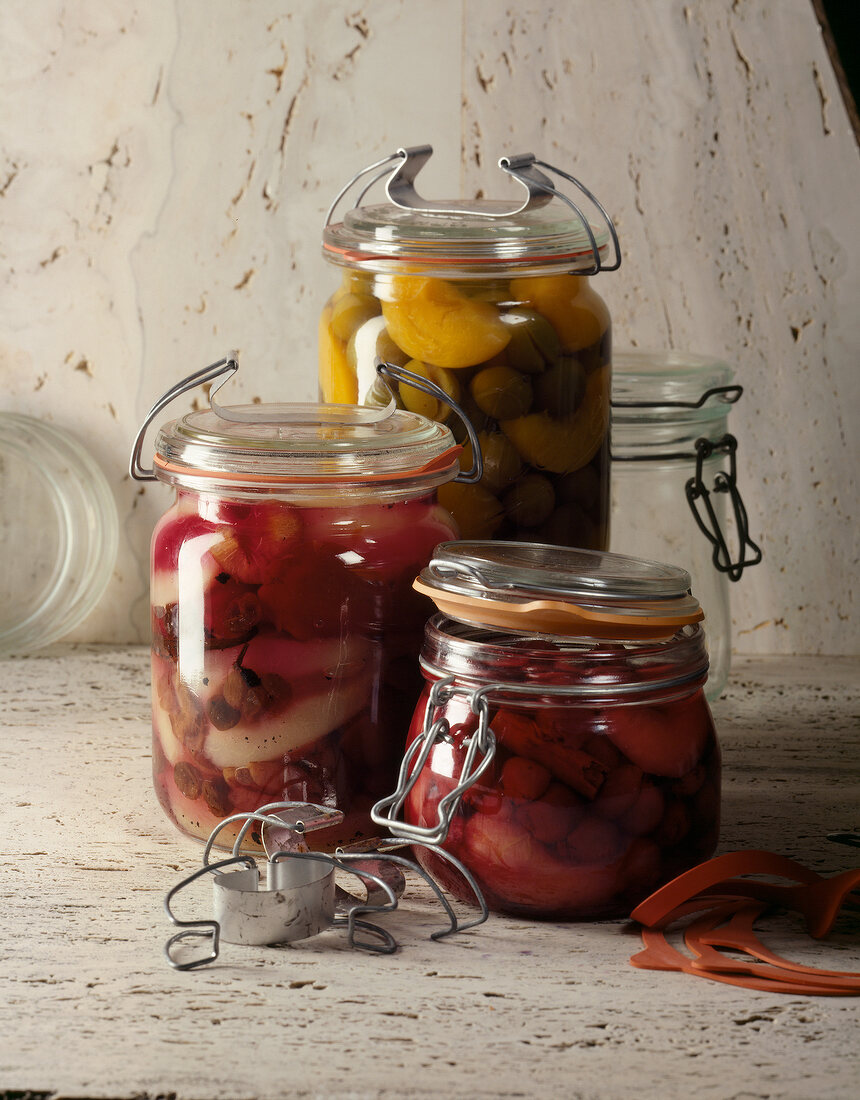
top-left (610, 351), bottom-right (761, 699)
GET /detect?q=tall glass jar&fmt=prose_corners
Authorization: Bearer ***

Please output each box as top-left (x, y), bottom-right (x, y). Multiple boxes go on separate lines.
top-left (320, 147), bottom-right (620, 550)
top-left (610, 351), bottom-right (761, 699)
top-left (131, 360), bottom-right (461, 850)
top-left (375, 541), bottom-right (721, 921)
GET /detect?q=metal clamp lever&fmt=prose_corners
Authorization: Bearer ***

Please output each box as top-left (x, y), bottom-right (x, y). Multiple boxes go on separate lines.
top-left (685, 434), bottom-right (763, 581)
top-left (326, 144), bottom-right (621, 273)
top-left (129, 355), bottom-right (238, 481)
top-left (371, 677), bottom-right (497, 846)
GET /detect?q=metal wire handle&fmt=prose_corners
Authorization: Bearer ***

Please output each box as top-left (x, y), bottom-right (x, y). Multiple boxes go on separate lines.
top-left (375, 361), bottom-right (484, 483)
top-left (686, 434), bottom-right (763, 581)
top-left (502, 154), bottom-right (621, 273)
top-left (130, 355), bottom-right (412, 482)
top-left (611, 385), bottom-right (744, 411)
top-left (371, 677), bottom-right (497, 845)
top-left (326, 145), bottom-right (620, 274)
top-left (129, 355), bottom-right (238, 481)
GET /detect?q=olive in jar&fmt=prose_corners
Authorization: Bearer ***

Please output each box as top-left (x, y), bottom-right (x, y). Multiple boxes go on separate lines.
top-left (320, 271), bottom-right (611, 548)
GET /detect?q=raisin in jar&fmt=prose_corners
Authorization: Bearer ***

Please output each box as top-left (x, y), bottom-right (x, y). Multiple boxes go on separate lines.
top-left (131, 358), bottom-right (462, 850)
top-left (377, 541), bottom-right (720, 921)
top-left (320, 145), bottom-right (620, 549)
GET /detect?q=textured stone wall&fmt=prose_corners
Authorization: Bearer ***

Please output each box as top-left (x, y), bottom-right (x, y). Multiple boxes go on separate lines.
top-left (1, 0), bottom-right (857, 655)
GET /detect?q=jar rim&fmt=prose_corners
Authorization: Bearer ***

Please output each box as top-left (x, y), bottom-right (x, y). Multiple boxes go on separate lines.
top-left (152, 401), bottom-right (460, 489)
top-left (420, 613), bottom-right (710, 700)
top-left (612, 350), bottom-right (735, 423)
top-left (323, 199), bottom-right (610, 275)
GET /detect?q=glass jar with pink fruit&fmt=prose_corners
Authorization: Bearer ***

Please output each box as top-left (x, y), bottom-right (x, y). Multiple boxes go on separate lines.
top-left (373, 541), bottom-right (720, 920)
top-left (131, 358), bottom-right (466, 850)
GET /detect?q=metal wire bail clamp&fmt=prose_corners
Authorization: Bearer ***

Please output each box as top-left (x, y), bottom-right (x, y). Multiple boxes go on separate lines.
top-left (130, 353), bottom-right (443, 482)
top-left (371, 676), bottom-right (498, 847)
top-left (374, 360), bottom-right (484, 483)
top-left (685, 434), bottom-right (763, 581)
top-left (325, 144), bottom-right (621, 274)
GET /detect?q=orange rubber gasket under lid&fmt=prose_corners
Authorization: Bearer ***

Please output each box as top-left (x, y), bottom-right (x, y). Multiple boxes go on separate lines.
top-left (412, 577), bottom-right (703, 641)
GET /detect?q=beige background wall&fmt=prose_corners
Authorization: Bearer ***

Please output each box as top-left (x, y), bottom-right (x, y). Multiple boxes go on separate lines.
top-left (2, 0), bottom-right (858, 656)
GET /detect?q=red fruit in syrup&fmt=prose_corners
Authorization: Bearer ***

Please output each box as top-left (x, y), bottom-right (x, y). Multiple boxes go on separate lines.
top-left (603, 700), bottom-right (707, 778)
top-left (500, 755), bottom-right (552, 802)
top-left (617, 780), bottom-right (664, 837)
top-left (210, 504), bottom-right (303, 584)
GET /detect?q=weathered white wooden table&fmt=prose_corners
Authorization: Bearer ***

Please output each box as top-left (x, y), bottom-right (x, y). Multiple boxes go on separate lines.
top-left (1, 648), bottom-right (857, 1100)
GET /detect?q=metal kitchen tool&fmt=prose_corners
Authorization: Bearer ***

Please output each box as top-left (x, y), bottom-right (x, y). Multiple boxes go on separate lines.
top-left (164, 801), bottom-right (488, 970)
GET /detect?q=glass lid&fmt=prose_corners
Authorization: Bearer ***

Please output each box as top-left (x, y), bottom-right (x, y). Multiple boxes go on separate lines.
top-left (414, 541), bottom-right (703, 640)
top-left (322, 145), bottom-right (619, 276)
top-left (153, 401), bottom-right (458, 485)
top-left (324, 200), bottom-right (610, 270)
top-left (0, 413), bottom-right (117, 655)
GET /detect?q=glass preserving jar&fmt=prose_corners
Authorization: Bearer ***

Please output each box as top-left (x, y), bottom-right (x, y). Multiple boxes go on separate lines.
top-left (320, 146), bottom-right (620, 550)
top-left (0, 412), bottom-right (117, 655)
top-left (611, 351), bottom-right (761, 699)
top-left (374, 541), bottom-right (720, 921)
top-left (131, 358), bottom-right (462, 850)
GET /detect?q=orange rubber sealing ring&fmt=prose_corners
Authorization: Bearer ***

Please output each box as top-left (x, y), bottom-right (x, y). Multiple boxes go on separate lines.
top-left (632, 899), bottom-right (859, 995)
top-left (685, 903), bottom-right (860, 991)
top-left (629, 851), bottom-right (860, 996)
top-left (322, 243), bottom-right (605, 267)
top-left (412, 580), bottom-right (703, 640)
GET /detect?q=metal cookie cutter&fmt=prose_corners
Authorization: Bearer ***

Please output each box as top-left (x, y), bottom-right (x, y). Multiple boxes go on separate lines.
top-left (164, 801), bottom-right (488, 970)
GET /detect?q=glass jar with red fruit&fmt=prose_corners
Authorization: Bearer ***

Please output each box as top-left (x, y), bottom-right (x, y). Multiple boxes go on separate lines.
top-left (320, 145), bottom-right (620, 549)
top-left (132, 358), bottom-right (466, 851)
top-left (377, 541), bottom-right (720, 921)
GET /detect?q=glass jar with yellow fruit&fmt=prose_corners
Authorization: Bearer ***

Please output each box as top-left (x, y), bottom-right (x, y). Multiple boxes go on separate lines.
top-left (320, 146), bottom-right (621, 550)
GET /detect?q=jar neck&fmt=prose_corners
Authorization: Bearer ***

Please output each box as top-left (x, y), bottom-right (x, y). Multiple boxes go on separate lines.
top-left (171, 483), bottom-right (444, 514)
top-left (325, 256), bottom-right (601, 281)
top-left (611, 410), bottom-right (730, 462)
top-left (158, 473), bottom-right (450, 504)
top-left (420, 614), bottom-right (709, 706)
